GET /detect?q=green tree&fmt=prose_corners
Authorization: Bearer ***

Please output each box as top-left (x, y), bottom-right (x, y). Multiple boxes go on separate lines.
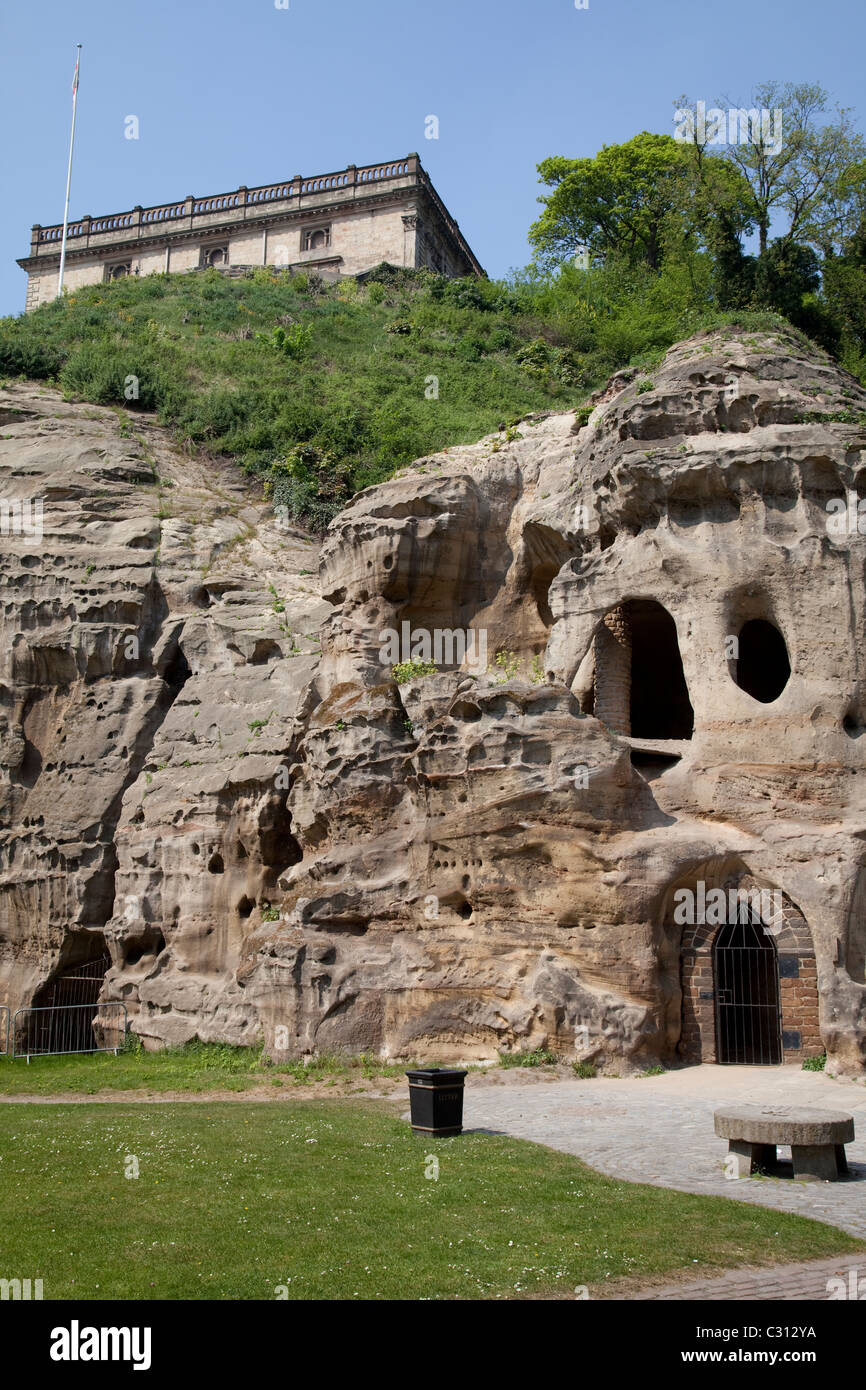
top-left (530, 133), bottom-right (693, 272)
top-left (823, 217), bottom-right (866, 376)
top-left (530, 131), bottom-right (755, 280)
top-left (677, 83), bottom-right (865, 255)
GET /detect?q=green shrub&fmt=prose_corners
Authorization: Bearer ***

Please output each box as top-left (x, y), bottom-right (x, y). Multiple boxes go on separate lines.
top-left (493, 650), bottom-right (521, 682)
top-left (516, 337), bottom-right (551, 372)
top-left (59, 342), bottom-right (180, 410)
top-left (0, 325), bottom-right (65, 378)
top-left (256, 322), bottom-right (312, 359)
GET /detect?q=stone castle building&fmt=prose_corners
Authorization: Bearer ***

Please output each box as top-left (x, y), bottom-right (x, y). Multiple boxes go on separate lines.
top-left (18, 154), bottom-right (483, 311)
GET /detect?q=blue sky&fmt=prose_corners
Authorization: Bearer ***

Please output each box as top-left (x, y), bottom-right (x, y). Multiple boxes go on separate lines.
top-left (1, 0), bottom-right (864, 315)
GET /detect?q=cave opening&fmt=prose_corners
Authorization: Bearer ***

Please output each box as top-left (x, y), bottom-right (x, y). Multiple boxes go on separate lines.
top-left (123, 928), bottom-right (166, 967)
top-left (733, 618), bottom-right (791, 703)
top-left (530, 563), bottom-right (558, 628)
top-left (629, 600), bottom-right (694, 739)
top-left (594, 599), bottom-right (693, 739)
top-left (29, 931), bottom-right (112, 1053)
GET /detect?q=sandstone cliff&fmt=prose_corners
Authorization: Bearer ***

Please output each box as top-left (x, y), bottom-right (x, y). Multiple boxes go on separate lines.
top-left (2, 324), bottom-right (865, 1076)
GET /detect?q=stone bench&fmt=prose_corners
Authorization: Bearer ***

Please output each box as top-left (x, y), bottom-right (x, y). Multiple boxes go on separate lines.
top-left (714, 1106), bottom-right (855, 1182)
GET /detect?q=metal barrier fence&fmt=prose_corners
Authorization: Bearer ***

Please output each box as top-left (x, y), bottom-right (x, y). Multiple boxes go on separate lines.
top-left (11, 1002), bottom-right (127, 1061)
top-left (0, 1005), bottom-right (9, 1055)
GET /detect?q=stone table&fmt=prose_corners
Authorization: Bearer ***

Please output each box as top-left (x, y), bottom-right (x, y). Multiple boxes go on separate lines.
top-left (714, 1105), bottom-right (855, 1181)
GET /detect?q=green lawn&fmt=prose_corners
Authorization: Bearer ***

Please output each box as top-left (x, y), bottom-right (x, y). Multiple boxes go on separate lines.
top-left (0, 1101), bottom-right (859, 1300)
top-left (0, 1042), bottom-right (410, 1095)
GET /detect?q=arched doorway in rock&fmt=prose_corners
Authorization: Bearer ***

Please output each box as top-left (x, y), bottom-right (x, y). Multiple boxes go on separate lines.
top-left (593, 598), bottom-right (694, 739)
top-left (30, 931), bottom-right (112, 1054)
top-left (677, 876), bottom-right (821, 1066)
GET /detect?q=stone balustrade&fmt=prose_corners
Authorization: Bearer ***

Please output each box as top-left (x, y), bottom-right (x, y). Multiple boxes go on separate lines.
top-left (31, 157), bottom-right (420, 252)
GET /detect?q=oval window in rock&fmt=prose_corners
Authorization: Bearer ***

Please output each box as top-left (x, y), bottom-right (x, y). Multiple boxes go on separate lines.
top-left (733, 619), bottom-right (791, 703)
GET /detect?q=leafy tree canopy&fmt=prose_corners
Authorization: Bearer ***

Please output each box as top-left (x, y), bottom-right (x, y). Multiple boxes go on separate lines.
top-left (530, 133), bottom-right (691, 272)
top-left (676, 83), bottom-right (866, 255)
top-left (530, 132), bottom-right (754, 273)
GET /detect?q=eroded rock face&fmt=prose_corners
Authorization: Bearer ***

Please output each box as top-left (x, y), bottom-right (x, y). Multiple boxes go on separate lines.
top-left (2, 324), bottom-right (866, 1076)
top-left (242, 325), bottom-right (866, 1076)
top-left (0, 384), bottom-right (327, 1048)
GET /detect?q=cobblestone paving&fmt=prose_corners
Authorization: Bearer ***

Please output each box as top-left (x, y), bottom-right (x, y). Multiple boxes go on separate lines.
top-left (462, 1065), bottom-right (866, 1243)
top-left (623, 1254), bottom-right (865, 1300)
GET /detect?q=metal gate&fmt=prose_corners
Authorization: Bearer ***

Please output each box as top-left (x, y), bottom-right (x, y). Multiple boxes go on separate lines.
top-left (12, 953), bottom-right (123, 1060)
top-left (12, 1002), bottom-right (127, 1061)
top-left (714, 907), bottom-right (782, 1065)
top-left (36, 954), bottom-right (112, 1012)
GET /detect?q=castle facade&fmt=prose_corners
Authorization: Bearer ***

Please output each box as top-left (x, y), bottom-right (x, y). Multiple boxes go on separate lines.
top-left (18, 154), bottom-right (483, 310)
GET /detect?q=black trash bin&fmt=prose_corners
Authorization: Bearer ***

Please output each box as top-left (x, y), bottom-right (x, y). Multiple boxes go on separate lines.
top-left (406, 1068), bottom-right (467, 1137)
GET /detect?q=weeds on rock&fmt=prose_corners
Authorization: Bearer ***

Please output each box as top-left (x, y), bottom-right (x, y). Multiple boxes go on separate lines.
top-left (802, 1053), bottom-right (827, 1071)
top-left (572, 1060), bottom-right (597, 1079)
top-left (498, 1047), bottom-right (558, 1068)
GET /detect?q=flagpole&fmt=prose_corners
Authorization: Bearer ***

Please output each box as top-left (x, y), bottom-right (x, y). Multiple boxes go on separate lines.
top-left (57, 44), bottom-right (82, 298)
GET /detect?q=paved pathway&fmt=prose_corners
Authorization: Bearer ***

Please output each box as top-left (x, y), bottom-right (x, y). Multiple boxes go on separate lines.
top-left (622, 1254), bottom-right (865, 1301)
top-left (461, 1065), bottom-right (866, 1244)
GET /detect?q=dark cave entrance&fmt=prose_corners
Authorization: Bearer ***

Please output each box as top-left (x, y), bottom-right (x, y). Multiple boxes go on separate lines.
top-left (29, 932), bottom-right (112, 1054)
top-left (594, 598), bottom-right (693, 739)
top-left (733, 619), bottom-right (791, 704)
top-left (628, 600), bottom-right (694, 739)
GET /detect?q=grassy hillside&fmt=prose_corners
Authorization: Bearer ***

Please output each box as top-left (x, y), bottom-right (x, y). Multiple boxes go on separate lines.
top-left (0, 261), bottom-right (793, 527)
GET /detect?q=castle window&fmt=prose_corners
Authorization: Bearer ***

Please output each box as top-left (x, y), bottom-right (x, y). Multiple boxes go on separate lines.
top-left (302, 226), bottom-right (331, 252)
top-left (200, 245), bottom-right (229, 269)
top-left (105, 262), bottom-right (131, 281)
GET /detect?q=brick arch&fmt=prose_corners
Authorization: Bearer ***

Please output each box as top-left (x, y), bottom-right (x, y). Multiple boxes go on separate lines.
top-left (678, 872), bottom-right (820, 1064)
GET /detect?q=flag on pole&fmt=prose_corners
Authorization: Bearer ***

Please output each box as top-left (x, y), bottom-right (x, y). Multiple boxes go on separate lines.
top-left (72, 51), bottom-right (80, 96)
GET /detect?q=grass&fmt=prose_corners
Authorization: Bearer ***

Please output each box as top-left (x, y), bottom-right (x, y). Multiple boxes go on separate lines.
top-left (0, 260), bottom-right (809, 530)
top-left (0, 266), bottom-right (583, 530)
top-left (572, 1061), bottom-right (597, 1079)
top-left (0, 1041), bottom-right (411, 1096)
top-left (0, 1100), bottom-right (858, 1301)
